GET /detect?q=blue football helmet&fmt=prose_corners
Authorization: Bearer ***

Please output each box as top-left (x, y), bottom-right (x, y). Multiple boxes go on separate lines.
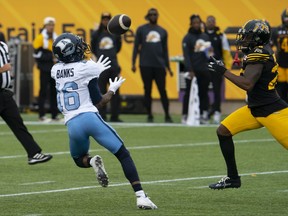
top-left (52, 33), bottom-right (88, 63)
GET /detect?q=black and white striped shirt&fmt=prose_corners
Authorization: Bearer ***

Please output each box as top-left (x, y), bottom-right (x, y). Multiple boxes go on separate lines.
top-left (0, 41), bottom-right (11, 89)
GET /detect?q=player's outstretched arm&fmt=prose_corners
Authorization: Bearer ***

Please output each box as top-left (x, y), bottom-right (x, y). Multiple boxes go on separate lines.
top-left (95, 77), bottom-right (126, 109)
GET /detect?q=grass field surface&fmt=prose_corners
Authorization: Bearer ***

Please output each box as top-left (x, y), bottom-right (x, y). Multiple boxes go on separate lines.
top-left (0, 114), bottom-right (287, 216)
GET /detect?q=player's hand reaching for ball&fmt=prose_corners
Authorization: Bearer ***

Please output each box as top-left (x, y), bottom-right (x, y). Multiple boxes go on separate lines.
top-left (95, 55), bottom-right (111, 73)
top-left (108, 77), bottom-right (126, 94)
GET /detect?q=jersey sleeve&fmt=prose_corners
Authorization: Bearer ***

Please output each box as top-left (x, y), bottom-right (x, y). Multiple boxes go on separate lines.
top-left (246, 46), bottom-right (270, 64)
top-left (80, 60), bottom-right (103, 85)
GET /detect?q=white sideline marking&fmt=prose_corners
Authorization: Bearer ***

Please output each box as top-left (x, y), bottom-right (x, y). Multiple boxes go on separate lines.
top-left (0, 120), bottom-right (216, 127)
top-left (0, 138), bottom-right (275, 159)
top-left (1, 170), bottom-right (287, 198)
top-left (19, 181), bottom-right (55, 186)
top-left (24, 214), bottom-right (42, 216)
top-left (0, 121), bottom-right (213, 136)
top-left (0, 129), bottom-right (67, 136)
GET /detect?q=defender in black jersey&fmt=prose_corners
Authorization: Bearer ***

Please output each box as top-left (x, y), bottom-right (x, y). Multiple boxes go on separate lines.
top-left (207, 19), bottom-right (288, 189)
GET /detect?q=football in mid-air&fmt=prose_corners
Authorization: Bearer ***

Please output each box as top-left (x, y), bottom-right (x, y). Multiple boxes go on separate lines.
top-left (107, 14), bottom-right (131, 35)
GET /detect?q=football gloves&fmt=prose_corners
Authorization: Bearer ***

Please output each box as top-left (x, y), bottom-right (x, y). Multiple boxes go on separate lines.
top-left (95, 55), bottom-right (111, 73)
top-left (208, 56), bottom-right (227, 75)
top-left (108, 77), bottom-right (126, 94)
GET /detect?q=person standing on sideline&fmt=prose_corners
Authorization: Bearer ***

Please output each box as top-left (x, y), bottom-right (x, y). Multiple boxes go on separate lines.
top-left (52, 33), bottom-right (157, 209)
top-left (205, 15), bottom-right (232, 124)
top-left (271, 8), bottom-right (288, 103)
top-left (132, 8), bottom-right (173, 123)
top-left (91, 12), bottom-right (123, 122)
top-left (0, 41), bottom-right (52, 164)
top-left (0, 31), bottom-right (6, 42)
top-left (33, 17), bottom-right (60, 122)
top-left (208, 20), bottom-right (288, 189)
top-left (182, 14), bottom-right (212, 124)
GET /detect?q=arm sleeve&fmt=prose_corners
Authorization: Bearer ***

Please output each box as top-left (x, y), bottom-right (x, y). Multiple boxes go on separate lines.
top-left (0, 42), bottom-right (9, 67)
top-left (162, 30), bottom-right (170, 69)
top-left (182, 36), bottom-right (193, 71)
top-left (88, 78), bottom-right (103, 105)
top-left (132, 27), bottom-right (141, 65)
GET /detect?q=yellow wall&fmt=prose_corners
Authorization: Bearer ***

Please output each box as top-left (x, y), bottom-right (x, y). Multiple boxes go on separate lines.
top-left (0, 0), bottom-right (286, 100)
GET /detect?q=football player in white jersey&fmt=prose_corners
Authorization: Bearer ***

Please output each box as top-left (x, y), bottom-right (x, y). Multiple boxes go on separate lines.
top-left (51, 33), bottom-right (157, 209)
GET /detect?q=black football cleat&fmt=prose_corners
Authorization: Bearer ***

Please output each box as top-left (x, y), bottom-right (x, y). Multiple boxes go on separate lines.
top-left (28, 153), bottom-right (53, 165)
top-left (209, 176), bottom-right (241, 190)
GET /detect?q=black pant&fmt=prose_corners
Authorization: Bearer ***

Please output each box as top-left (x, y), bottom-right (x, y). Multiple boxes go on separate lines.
top-left (98, 67), bottom-right (121, 120)
top-left (182, 70), bottom-right (211, 115)
top-left (140, 66), bottom-right (169, 116)
top-left (210, 71), bottom-right (223, 113)
top-left (0, 90), bottom-right (41, 157)
top-left (38, 69), bottom-right (58, 119)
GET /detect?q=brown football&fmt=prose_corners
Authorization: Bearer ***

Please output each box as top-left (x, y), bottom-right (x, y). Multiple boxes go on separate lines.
top-left (107, 14), bottom-right (131, 35)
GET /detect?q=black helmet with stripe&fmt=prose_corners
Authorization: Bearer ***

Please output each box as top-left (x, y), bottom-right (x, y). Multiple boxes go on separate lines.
top-left (236, 19), bottom-right (270, 54)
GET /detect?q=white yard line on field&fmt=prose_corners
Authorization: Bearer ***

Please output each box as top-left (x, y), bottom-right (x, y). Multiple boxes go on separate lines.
top-left (0, 121), bottom-right (212, 136)
top-left (19, 181), bottom-right (55, 186)
top-left (1, 170), bottom-right (287, 198)
top-left (0, 138), bottom-right (275, 159)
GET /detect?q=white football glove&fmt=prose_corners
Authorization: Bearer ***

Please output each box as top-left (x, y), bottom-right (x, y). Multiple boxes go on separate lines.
top-left (108, 77), bottom-right (126, 94)
top-left (95, 55), bottom-right (111, 73)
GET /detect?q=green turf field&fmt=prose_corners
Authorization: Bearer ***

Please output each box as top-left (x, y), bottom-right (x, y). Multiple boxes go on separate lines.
top-left (0, 114), bottom-right (287, 216)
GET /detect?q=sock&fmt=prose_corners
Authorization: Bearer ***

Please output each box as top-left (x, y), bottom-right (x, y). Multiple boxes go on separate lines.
top-left (217, 134), bottom-right (239, 179)
top-left (88, 157), bottom-right (93, 167)
top-left (135, 190), bottom-right (145, 198)
top-left (114, 145), bottom-right (143, 192)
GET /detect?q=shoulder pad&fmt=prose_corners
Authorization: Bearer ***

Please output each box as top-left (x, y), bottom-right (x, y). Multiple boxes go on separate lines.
top-left (246, 46), bottom-right (270, 63)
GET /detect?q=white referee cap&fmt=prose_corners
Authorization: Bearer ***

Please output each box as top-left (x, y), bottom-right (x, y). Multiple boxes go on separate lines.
top-left (43, 17), bottom-right (56, 25)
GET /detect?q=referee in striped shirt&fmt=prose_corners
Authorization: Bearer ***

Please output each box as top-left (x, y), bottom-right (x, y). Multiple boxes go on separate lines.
top-left (0, 41), bottom-right (52, 164)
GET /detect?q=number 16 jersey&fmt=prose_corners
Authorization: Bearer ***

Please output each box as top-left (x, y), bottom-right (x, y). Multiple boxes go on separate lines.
top-left (51, 60), bottom-right (102, 123)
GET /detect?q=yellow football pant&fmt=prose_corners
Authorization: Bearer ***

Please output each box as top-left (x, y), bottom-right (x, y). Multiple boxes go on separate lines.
top-left (222, 105), bottom-right (288, 149)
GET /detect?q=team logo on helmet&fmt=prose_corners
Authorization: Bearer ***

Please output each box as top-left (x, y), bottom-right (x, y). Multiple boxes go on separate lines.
top-left (55, 38), bottom-right (75, 57)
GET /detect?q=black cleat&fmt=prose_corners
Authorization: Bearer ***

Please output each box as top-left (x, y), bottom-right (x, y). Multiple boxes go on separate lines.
top-left (28, 153), bottom-right (53, 165)
top-left (110, 118), bottom-right (123, 122)
top-left (209, 176), bottom-right (241, 190)
top-left (147, 115), bottom-right (154, 123)
top-left (165, 116), bottom-right (173, 123)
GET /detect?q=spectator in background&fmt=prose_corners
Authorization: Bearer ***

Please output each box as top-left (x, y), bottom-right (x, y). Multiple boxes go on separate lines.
top-left (182, 14), bottom-right (212, 124)
top-left (205, 15), bottom-right (232, 124)
top-left (132, 8), bottom-right (173, 123)
top-left (0, 40), bottom-right (52, 164)
top-left (0, 31), bottom-right (6, 42)
top-left (91, 12), bottom-right (123, 122)
top-left (271, 8), bottom-right (288, 103)
top-left (33, 17), bottom-right (60, 122)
